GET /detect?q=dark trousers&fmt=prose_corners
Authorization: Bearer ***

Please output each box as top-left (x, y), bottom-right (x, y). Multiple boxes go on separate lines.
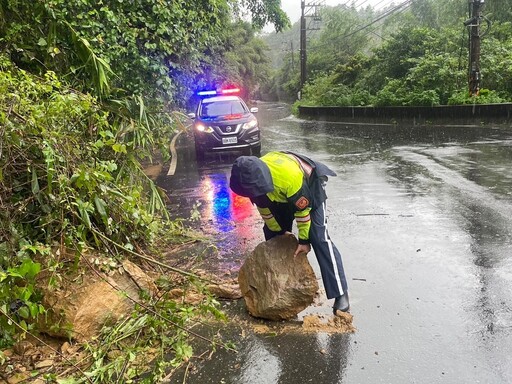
top-left (263, 199), bottom-right (348, 299)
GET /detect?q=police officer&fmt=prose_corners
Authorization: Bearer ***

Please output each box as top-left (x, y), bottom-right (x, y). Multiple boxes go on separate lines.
top-left (229, 151), bottom-right (350, 314)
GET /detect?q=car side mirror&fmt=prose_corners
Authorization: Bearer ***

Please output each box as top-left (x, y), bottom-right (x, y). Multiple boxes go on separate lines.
top-left (187, 112), bottom-right (196, 119)
top-left (250, 107), bottom-right (258, 113)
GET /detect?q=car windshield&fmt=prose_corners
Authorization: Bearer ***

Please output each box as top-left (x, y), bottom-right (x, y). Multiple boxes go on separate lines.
top-left (200, 100), bottom-right (247, 117)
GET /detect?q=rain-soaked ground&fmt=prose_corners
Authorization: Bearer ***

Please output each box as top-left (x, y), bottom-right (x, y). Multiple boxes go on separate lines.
top-left (156, 102), bottom-right (512, 384)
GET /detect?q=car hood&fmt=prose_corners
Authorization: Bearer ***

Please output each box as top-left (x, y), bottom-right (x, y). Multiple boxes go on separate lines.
top-left (199, 112), bottom-right (253, 123)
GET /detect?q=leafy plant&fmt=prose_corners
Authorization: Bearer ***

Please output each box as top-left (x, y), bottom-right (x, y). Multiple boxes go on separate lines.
top-left (0, 245), bottom-right (46, 348)
top-left (0, 56), bottom-right (183, 346)
top-left (79, 277), bottom-right (228, 383)
top-left (0, 0), bottom-right (289, 379)
top-left (447, 88), bottom-right (507, 105)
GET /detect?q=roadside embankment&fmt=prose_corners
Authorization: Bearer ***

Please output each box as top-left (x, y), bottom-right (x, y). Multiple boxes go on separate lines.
top-left (298, 103), bottom-right (512, 127)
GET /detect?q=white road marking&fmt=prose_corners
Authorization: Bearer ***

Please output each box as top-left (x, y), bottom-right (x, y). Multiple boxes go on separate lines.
top-left (167, 131), bottom-right (182, 176)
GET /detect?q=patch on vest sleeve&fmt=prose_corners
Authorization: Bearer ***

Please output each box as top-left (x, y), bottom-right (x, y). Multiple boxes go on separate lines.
top-left (295, 196), bottom-right (310, 210)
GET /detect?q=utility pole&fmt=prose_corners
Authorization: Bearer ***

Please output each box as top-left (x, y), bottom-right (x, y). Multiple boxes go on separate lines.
top-left (282, 41), bottom-right (295, 70)
top-left (466, 0), bottom-right (484, 97)
top-left (300, 0), bottom-right (307, 91)
top-left (291, 41), bottom-right (295, 70)
top-left (299, 1), bottom-right (324, 94)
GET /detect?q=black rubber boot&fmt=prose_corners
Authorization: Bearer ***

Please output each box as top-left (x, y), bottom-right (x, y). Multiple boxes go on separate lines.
top-left (333, 293), bottom-right (350, 314)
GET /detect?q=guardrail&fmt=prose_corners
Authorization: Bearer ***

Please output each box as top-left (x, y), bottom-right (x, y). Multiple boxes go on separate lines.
top-left (298, 103), bottom-right (512, 126)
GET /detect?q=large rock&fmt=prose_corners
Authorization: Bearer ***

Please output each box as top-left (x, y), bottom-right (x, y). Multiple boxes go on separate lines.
top-left (238, 234), bottom-right (319, 320)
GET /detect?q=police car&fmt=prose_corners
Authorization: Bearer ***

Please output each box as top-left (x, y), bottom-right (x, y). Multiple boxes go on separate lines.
top-left (189, 88), bottom-right (261, 160)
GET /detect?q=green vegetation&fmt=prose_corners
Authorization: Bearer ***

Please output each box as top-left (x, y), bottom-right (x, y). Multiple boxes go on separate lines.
top-left (0, 0), bottom-right (289, 381)
top-left (0, 51), bottom-right (210, 382)
top-left (261, 0), bottom-right (512, 107)
top-left (8, 0), bottom-right (512, 379)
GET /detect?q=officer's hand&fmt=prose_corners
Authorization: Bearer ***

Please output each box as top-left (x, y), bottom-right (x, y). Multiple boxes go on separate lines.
top-left (294, 243), bottom-right (311, 258)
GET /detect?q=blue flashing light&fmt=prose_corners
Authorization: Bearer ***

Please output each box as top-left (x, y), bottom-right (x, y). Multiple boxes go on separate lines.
top-left (197, 90), bottom-right (217, 96)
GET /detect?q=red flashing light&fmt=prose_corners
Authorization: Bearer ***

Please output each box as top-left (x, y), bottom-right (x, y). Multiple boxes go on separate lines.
top-left (224, 113), bottom-right (243, 120)
top-left (220, 88), bottom-right (241, 95)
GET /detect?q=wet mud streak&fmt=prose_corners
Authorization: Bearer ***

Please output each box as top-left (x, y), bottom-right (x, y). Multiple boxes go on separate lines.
top-left (302, 313), bottom-right (356, 333)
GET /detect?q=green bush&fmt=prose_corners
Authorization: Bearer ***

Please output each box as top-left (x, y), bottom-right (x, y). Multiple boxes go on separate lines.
top-left (297, 74), bottom-right (354, 107)
top-left (0, 57), bottom-right (177, 346)
top-left (406, 89), bottom-right (440, 106)
top-left (0, 249), bottom-right (45, 348)
top-left (373, 79), bottom-right (407, 106)
top-left (447, 88), bottom-right (507, 105)
top-left (349, 89), bottom-right (372, 106)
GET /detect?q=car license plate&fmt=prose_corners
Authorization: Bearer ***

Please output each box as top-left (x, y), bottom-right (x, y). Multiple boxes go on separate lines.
top-left (222, 137), bottom-right (238, 145)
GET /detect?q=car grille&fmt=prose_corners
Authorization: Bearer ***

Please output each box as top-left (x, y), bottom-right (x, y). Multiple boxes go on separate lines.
top-left (214, 124), bottom-right (241, 135)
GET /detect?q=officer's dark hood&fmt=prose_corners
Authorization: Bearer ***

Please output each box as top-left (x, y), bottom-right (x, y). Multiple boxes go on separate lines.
top-left (229, 156), bottom-right (274, 198)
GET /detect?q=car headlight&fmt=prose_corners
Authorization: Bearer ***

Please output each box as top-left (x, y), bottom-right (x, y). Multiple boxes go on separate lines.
top-left (242, 118), bottom-right (258, 130)
top-left (195, 123), bottom-right (213, 133)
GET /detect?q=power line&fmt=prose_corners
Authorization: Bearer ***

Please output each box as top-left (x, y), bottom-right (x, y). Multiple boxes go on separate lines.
top-left (338, 0), bottom-right (413, 40)
top-left (309, 0), bottom-right (413, 51)
top-left (340, 0), bottom-right (413, 54)
top-left (350, 0), bottom-right (413, 43)
top-left (332, 0), bottom-right (397, 20)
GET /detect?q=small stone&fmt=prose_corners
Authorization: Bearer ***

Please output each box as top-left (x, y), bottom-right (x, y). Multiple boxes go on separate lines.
top-left (7, 372), bottom-right (30, 384)
top-left (1, 349), bottom-right (14, 358)
top-left (13, 341), bottom-right (33, 356)
top-left (60, 342), bottom-right (71, 354)
top-left (34, 359), bottom-right (54, 369)
top-left (207, 283), bottom-right (242, 300)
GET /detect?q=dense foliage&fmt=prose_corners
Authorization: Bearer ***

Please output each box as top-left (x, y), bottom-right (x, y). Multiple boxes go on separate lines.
top-left (0, 0), bottom-right (289, 380)
top-left (0, 51), bottom-right (174, 341)
top-left (262, 0), bottom-right (512, 107)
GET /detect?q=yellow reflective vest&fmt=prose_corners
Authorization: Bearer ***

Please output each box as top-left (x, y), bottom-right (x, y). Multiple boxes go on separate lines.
top-left (256, 152), bottom-right (313, 244)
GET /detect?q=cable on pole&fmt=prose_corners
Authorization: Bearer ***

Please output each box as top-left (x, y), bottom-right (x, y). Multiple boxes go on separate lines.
top-left (465, 0), bottom-right (491, 97)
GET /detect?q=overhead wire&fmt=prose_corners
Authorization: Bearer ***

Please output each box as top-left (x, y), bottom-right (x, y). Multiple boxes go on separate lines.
top-left (308, 0), bottom-right (414, 51)
top-left (304, 0), bottom-right (385, 36)
top-left (329, 0), bottom-right (396, 19)
top-left (304, 0), bottom-right (390, 45)
top-left (337, 0), bottom-right (413, 40)
top-left (351, 0), bottom-right (414, 43)
top-left (341, 1), bottom-right (414, 55)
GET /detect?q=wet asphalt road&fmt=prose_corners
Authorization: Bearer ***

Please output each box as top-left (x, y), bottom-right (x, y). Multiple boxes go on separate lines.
top-left (157, 102), bottom-right (512, 384)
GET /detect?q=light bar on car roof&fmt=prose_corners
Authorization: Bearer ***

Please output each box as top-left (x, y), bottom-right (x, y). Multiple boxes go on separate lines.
top-left (197, 88), bottom-right (241, 96)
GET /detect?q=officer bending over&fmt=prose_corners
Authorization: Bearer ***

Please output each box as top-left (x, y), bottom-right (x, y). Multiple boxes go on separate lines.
top-left (229, 151), bottom-right (350, 314)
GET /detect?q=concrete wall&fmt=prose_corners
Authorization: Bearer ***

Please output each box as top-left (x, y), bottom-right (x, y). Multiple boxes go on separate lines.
top-left (298, 104), bottom-right (512, 127)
